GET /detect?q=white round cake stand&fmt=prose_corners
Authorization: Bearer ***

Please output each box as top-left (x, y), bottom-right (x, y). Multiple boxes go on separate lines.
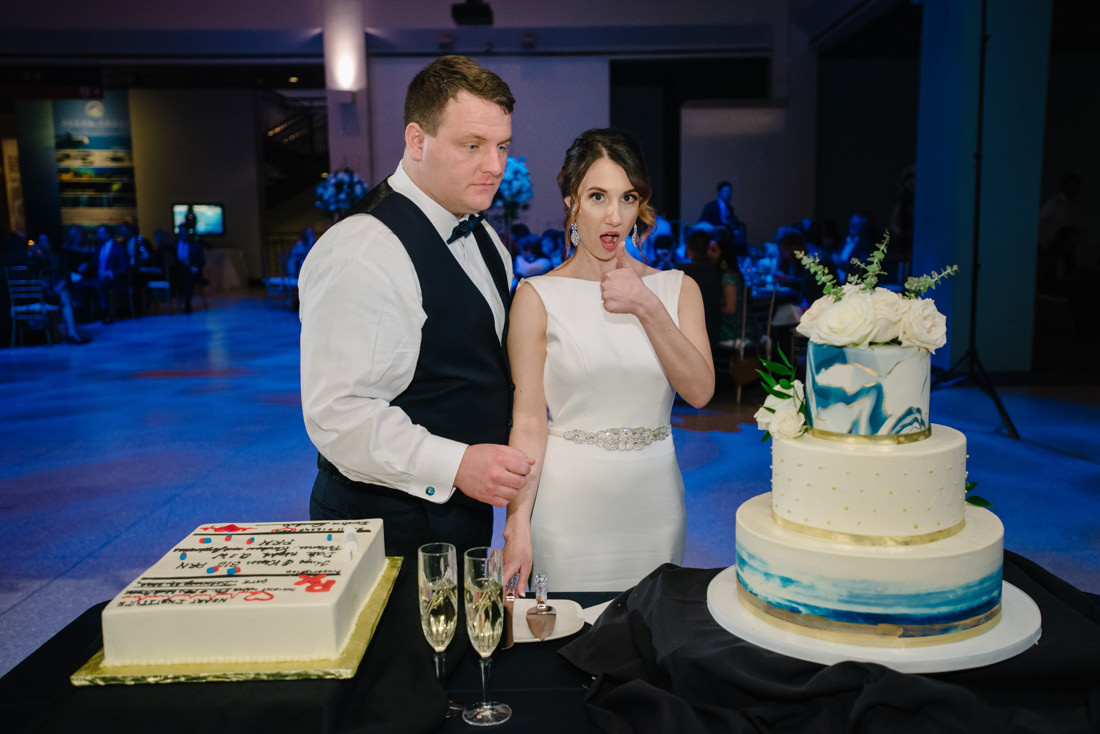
top-left (706, 566), bottom-right (1042, 674)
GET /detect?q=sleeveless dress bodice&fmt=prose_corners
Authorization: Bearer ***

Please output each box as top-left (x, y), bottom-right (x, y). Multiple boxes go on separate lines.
top-left (523, 269), bottom-right (687, 592)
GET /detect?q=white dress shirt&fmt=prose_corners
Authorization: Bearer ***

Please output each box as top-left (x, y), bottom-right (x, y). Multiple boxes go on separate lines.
top-left (298, 162), bottom-right (513, 503)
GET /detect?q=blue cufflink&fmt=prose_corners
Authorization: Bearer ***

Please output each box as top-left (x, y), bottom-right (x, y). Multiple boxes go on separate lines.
top-left (425, 486), bottom-right (436, 496)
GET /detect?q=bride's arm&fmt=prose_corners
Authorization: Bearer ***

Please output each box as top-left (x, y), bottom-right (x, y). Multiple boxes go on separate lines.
top-left (602, 260), bottom-right (715, 408)
top-left (503, 282), bottom-right (550, 597)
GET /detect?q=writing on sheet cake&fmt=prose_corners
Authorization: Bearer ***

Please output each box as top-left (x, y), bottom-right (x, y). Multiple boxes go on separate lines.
top-left (111, 521), bottom-right (375, 607)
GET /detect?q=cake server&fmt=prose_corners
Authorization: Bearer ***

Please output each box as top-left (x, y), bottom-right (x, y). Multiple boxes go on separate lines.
top-left (525, 573), bottom-right (556, 641)
top-left (502, 573), bottom-right (518, 649)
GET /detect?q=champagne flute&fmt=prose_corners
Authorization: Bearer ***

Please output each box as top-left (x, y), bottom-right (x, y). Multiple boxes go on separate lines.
top-left (462, 546), bottom-right (511, 726)
top-left (417, 542), bottom-right (459, 682)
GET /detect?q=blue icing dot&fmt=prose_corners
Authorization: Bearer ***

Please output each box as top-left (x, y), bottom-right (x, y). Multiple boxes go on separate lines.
top-left (206, 567), bottom-right (216, 574)
top-left (228, 567), bottom-right (237, 575)
top-left (201, 537), bottom-right (212, 544)
top-left (327, 534), bottom-right (333, 541)
top-left (180, 552), bottom-right (187, 560)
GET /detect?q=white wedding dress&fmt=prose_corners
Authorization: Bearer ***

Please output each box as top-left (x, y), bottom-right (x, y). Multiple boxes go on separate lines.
top-left (523, 269), bottom-right (687, 592)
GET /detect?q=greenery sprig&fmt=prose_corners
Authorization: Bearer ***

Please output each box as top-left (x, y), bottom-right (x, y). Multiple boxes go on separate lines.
top-left (904, 265), bottom-right (959, 299)
top-left (965, 480), bottom-right (994, 509)
top-left (795, 230), bottom-right (958, 300)
top-left (794, 252), bottom-right (840, 300)
top-left (755, 346), bottom-right (810, 442)
top-left (845, 233), bottom-right (890, 290)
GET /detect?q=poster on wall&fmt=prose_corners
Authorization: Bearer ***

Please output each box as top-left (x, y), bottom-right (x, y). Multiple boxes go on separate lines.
top-left (2, 138), bottom-right (26, 234)
top-left (52, 90), bottom-right (137, 228)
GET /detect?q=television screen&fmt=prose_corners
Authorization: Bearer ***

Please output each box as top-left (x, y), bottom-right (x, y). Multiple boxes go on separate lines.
top-left (172, 204), bottom-right (224, 236)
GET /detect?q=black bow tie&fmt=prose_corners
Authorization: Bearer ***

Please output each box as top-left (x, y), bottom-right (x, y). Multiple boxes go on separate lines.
top-left (447, 214), bottom-right (485, 244)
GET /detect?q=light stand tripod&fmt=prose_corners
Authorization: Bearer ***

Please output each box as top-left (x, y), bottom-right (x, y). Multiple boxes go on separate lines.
top-left (930, 0), bottom-right (1019, 440)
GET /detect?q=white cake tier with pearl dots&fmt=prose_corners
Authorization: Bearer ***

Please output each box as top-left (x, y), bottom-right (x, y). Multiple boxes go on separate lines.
top-left (770, 424), bottom-right (967, 544)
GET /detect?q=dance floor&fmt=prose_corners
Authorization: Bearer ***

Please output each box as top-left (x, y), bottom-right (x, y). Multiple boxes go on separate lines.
top-left (1, 293), bottom-right (1098, 677)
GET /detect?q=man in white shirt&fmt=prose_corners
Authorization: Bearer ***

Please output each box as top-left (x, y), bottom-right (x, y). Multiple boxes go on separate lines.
top-left (299, 56), bottom-right (532, 561)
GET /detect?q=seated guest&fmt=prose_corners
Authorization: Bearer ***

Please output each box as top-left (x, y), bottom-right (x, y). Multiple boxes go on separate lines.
top-left (715, 238), bottom-right (765, 350)
top-left (285, 226), bottom-right (318, 278)
top-left (633, 213), bottom-right (673, 263)
top-left (60, 225), bottom-right (94, 274)
top-left (72, 224), bottom-right (129, 324)
top-left (513, 233), bottom-right (553, 288)
top-left (119, 222), bottom-right (153, 315)
top-left (678, 230), bottom-right (723, 349)
top-left (651, 234), bottom-right (678, 271)
top-left (540, 229), bottom-right (565, 268)
top-left (834, 211), bottom-right (876, 282)
top-left (28, 233), bottom-right (90, 344)
top-left (172, 223), bottom-right (206, 313)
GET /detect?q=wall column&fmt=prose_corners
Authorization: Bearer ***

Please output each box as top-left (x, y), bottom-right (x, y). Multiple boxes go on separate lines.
top-left (912, 0), bottom-right (1052, 372)
top-left (323, 0), bottom-right (372, 183)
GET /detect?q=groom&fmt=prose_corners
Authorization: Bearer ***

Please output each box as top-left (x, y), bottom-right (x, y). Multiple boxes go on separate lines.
top-left (299, 55), bottom-right (532, 562)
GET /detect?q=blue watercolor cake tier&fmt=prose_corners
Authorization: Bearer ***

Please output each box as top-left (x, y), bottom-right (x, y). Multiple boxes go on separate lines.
top-left (735, 494), bottom-right (1003, 646)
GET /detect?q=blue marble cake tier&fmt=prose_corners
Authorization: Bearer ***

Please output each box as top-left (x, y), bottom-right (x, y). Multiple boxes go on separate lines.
top-left (806, 343), bottom-right (931, 441)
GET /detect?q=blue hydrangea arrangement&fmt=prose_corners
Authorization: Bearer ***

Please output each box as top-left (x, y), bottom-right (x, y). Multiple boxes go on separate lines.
top-left (315, 168), bottom-right (367, 217)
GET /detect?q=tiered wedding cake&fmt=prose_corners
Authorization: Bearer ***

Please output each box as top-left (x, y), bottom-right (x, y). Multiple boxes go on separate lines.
top-left (737, 254), bottom-right (1004, 646)
top-left (100, 519), bottom-right (387, 667)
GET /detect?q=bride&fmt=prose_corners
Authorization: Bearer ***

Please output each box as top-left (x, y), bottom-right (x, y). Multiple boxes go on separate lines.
top-left (502, 129), bottom-right (714, 593)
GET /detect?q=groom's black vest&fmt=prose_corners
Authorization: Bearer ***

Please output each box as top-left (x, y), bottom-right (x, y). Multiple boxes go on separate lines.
top-left (347, 181), bottom-right (513, 502)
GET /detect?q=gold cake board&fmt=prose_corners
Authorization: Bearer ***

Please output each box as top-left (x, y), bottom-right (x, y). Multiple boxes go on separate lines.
top-left (706, 565), bottom-right (1042, 674)
top-left (70, 556), bottom-right (402, 686)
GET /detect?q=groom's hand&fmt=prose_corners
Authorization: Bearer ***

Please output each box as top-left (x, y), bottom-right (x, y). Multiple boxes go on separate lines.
top-left (455, 444), bottom-right (534, 507)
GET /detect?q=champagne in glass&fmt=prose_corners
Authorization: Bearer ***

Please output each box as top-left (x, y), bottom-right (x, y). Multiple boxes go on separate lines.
top-left (417, 542), bottom-right (458, 681)
top-left (462, 547), bottom-right (511, 726)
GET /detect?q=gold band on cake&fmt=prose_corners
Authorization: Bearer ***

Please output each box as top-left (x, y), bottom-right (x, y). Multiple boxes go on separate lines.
top-left (809, 426), bottom-right (932, 444)
top-left (770, 515), bottom-right (968, 548)
top-left (736, 580), bottom-right (1001, 648)
top-left (772, 512), bottom-right (965, 546)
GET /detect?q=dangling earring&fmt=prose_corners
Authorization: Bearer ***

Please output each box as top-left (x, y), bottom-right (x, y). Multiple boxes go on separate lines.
top-left (569, 222), bottom-right (580, 248)
top-left (630, 223), bottom-right (638, 248)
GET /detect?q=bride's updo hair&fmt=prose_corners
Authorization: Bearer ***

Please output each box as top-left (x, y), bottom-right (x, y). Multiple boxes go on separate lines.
top-left (558, 128), bottom-right (656, 233)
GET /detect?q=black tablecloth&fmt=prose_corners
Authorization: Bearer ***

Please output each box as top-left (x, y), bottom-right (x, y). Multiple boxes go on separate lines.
top-left (4, 552), bottom-right (1099, 733)
top-left (0, 558), bottom-right (614, 734)
top-left (559, 551), bottom-right (1100, 734)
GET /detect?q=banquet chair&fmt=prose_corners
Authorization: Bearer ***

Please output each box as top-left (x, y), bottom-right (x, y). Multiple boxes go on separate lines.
top-left (143, 276), bottom-right (172, 314)
top-left (5, 266), bottom-right (60, 346)
top-left (262, 252), bottom-right (297, 309)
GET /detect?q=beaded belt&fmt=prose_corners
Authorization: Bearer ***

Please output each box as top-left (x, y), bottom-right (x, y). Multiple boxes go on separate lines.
top-left (550, 425), bottom-right (671, 451)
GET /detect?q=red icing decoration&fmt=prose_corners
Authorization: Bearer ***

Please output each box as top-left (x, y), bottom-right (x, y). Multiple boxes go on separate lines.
top-left (244, 590), bottom-right (275, 602)
top-left (295, 574), bottom-right (336, 593)
top-left (201, 524), bottom-right (253, 533)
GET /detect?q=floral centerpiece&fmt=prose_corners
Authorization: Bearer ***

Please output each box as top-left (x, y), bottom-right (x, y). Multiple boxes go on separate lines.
top-left (755, 234), bottom-right (957, 441)
top-left (490, 155), bottom-right (533, 244)
top-left (315, 168), bottom-right (367, 221)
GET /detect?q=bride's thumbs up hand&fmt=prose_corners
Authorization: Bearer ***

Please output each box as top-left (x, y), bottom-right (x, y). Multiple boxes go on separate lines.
top-left (601, 242), bottom-right (654, 315)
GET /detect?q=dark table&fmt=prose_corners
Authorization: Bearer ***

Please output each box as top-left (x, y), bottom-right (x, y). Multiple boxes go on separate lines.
top-left (4, 553), bottom-right (1099, 734)
top-left (0, 580), bottom-right (617, 734)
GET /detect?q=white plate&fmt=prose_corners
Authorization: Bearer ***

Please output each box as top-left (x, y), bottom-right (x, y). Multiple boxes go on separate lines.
top-left (511, 598), bottom-right (585, 643)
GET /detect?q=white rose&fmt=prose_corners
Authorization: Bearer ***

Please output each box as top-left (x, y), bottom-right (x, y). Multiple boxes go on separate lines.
top-left (869, 288), bottom-right (908, 344)
top-left (812, 287), bottom-right (876, 347)
top-left (754, 391), bottom-right (785, 430)
top-left (754, 403), bottom-right (775, 431)
top-left (796, 296), bottom-right (831, 342)
top-left (770, 407), bottom-right (807, 440)
top-left (755, 380), bottom-right (804, 433)
top-left (899, 297), bottom-right (947, 351)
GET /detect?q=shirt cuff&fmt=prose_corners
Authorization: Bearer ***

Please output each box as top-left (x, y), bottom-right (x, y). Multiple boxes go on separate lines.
top-left (410, 434), bottom-right (467, 504)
